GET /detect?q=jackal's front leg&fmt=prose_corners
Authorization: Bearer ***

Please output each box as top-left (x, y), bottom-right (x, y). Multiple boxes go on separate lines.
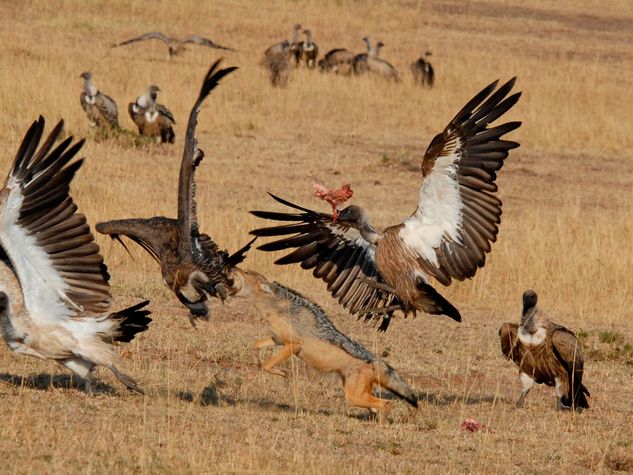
top-left (261, 343), bottom-right (300, 378)
top-left (252, 336), bottom-right (280, 367)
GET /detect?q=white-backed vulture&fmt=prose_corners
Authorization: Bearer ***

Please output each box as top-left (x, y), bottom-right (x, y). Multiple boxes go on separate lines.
top-left (113, 32), bottom-right (234, 57)
top-left (351, 37), bottom-right (372, 75)
top-left (499, 290), bottom-right (590, 410)
top-left (299, 29), bottom-right (319, 68)
top-left (411, 51), bottom-right (435, 88)
top-left (128, 85), bottom-right (176, 144)
top-left (0, 117), bottom-right (152, 394)
top-left (250, 78), bottom-right (522, 331)
top-left (79, 71), bottom-right (119, 129)
top-left (318, 48), bottom-right (355, 75)
top-left (96, 61), bottom-right (254, 325)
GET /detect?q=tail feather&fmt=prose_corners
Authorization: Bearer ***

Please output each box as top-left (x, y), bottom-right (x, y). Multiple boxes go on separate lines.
top-left (110, 300), bottom-right (152, 343)
top-left (564, 380), bottom-right (590, 410)
top-left (374, 360), bottom-right (418, 408)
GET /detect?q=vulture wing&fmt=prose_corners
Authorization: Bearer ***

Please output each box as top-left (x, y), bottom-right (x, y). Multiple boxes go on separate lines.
top-left (95, 217), bottom-right (179, 265)
top-left (251, 193), bottom-right (408, 331)
top-left (0, 117), bottom-right (111, 321)
top-left (499, 321), bottom-right (520, 363)
top-left (95, 92), bottom-right (119, 127)
top-left (177, 59), bottom-right (237, 256)
top-left (182, 35), bottom-right (235, 52)
top-left (551, 326), bottom-right (590, 408)
top-left (113, 31), bottom-right (172, 47)
top-left (157, 104), bottom-right (176, 124)
top-left (399, 78), bottom-right (521, 285)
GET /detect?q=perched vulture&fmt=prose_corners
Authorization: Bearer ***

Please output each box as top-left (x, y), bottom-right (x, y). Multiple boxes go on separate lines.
top-left (264, 41), bottom-right (291, 87)
top-left (97, 60), bottom-right (254, 325)
top-left (299, 29), bottom-right (319, 68)
top-left (113, 32), bottom-right (234, 57)
top-left (128, 85), bottom-right (176, 144)
top-left (0, 117), bottom-right (151, 394)
top-left (250, 78), bottom-right (522, 331)
top-left (318, 48), bottom-right (355, 75)
top-left (499, 290), bottom-right (590, 410)
top-left (79, 71), bottom-right (119, 129)
top-left (411, 51), bottom-right (435, 88)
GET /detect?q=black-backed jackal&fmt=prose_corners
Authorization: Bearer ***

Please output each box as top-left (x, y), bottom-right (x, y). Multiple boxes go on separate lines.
top-left (230, 268), bottom-right (418, 413)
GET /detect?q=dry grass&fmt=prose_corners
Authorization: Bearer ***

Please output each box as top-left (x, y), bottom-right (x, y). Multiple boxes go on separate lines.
top-left (0, 0), bottom-right (632, 473)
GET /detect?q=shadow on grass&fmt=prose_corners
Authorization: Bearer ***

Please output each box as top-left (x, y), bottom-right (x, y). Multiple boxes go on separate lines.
top-left (373, 389), bottom-right (498, 406)
top-left (0, 372), bottom-right (117, 395)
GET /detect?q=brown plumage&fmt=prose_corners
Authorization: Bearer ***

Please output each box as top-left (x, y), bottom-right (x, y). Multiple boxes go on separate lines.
top-left (79, 71), bottom-right (119, 129)
top-left (96, 61), bottom-right (252, 324)
top-left (411, 51), bottom-right (435, 88)
top-left (299, 30), bottom-right (319, 68)
top-left (112, 32), bottom-right (234, 57)
top-left (499, 290), bottom-right (590, 410)
top-left (250, 78), bottom-right (521, 331)
top-left (128, 85), bottom-right (176, 144)
top-left (318, 48), bottom-right (355, 75)
top-left (264, 41), bottom-right (291, 87)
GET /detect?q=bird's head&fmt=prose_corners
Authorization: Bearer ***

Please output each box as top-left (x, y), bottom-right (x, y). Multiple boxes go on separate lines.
top-left (79, 71), bottom-right (92, 80)
top-left (425, 50), bottom-right (433, 57)
top-left (336, 205), bottom-right (366, 226)
top-left (520, 290), bottom-right (539, 327)
top-left (376, 41), bottom-right (385, 49)
top-left (293, 24), bottom-right (302, 31)
top-left (148, 84), bottom-right (161, 100)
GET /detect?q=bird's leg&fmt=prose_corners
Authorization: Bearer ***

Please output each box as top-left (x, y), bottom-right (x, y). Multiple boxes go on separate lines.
top-left (516, 372), bottom-right (534, 408)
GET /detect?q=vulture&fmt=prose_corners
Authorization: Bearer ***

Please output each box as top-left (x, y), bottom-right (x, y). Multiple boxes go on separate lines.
top-left (96, 60), bottom-right (253, 325)
top-left (318, 48), bottom-right (355, 75)
top-left (112, 32), bottom-right (234, 57)
top-left (250, 78), bottom-right (522, 331)
top-left (128, 85), bottom-right (176, 144)
top-left (265, 41), bottom-right (291, 87)
top-left (299, 29), bottom-right (319, 68)
top-left (265, 24), bottom-right (301, 66)
top-left (499, 290), bottom-right (590, 410)
top-left (79, 71), bottom-right (119, 129)
top-left (0, 117), bottom-right (152, 394)
top-left (411, 51), bottom-right (435, 88)
top-left (351, 37), bottom-right (372, 75)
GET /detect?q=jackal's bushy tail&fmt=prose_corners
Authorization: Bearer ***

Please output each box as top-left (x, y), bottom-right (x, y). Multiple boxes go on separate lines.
top-left (373, 359), bottom-right (418, 408)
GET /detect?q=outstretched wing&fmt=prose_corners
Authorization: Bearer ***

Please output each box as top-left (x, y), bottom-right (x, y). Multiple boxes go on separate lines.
top-left (182, 35), bottom-right (235, 51)
top-left (113, 32), bottom-right (171, 47)
top-left (0, 117), bottom-right (111, 321)
top-left (400, 78), bottom-right (521, 285)
top-left (177, 59), bottom-right (237, 255)
top-left (95, 217), bottom-right (179, 265)
top-left (251, 194), bottom-right (407, 331)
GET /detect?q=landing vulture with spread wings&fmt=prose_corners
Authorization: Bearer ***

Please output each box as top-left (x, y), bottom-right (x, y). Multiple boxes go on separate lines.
top-left (251, 78), bottom-right (521, 331)
top-left (113, 32), bottom-right (234, 57)
top-left (0, 117), bottom-right (151, 393)
top-left (97, 61), bottom-right (253, 325)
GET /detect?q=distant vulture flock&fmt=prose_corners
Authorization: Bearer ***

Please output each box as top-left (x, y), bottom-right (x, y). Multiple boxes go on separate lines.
top-left (0, 23), bottom-right (592, 417)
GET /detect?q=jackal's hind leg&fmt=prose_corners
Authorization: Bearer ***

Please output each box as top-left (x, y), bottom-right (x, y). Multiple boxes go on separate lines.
top-left (343, 369), bottom-right (392, 413)
top-left (261, 343), bottom-right (300, 378)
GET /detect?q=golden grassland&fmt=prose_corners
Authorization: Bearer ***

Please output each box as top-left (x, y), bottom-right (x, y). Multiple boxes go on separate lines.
top-left (0, 0), bottom-right (632, 473)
